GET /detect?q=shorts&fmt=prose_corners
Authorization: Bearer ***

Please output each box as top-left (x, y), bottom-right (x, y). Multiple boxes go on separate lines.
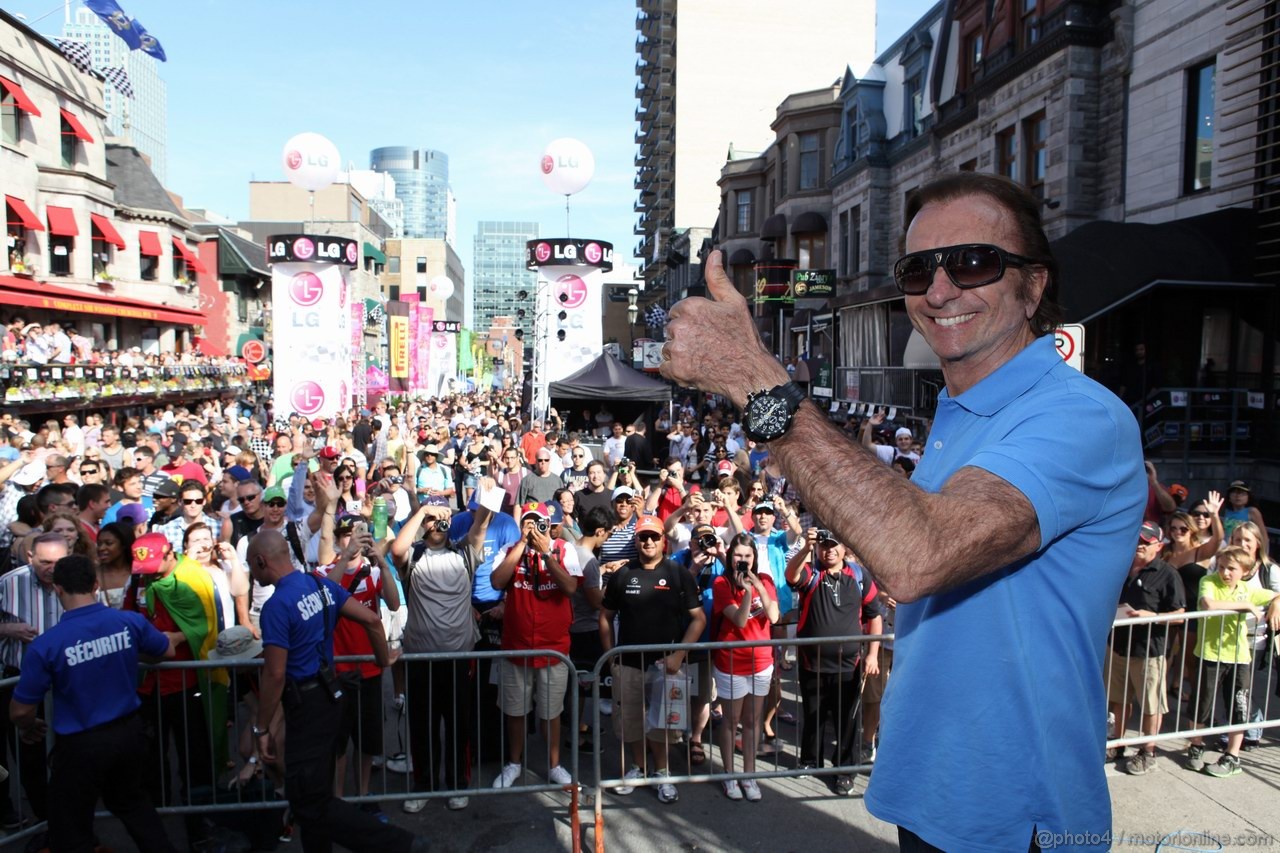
top-left (1107, 649), bottom-right (1168, 715)
top-left (1192, 659), bottom-right (1251, 727)
top-left (499, 661), bottom-right (568, 719)
top-left (334, 675), bottom-right (384, 756)
top-left (862, 648), bottom-right (893, 704)
top-left (381, 602), bottom-right (407, 650)
top-left (713, 665), bottom-right (773, 700)
top-left (609, 661), bottom-right (673, 744)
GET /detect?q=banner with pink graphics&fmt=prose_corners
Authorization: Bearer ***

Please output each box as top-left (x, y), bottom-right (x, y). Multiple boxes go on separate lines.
top-left (402, 293), bottom-right (421, 394)
top-left (416, 305), bottom-right (433, 396)
top-left (267, 234), bottom-right (357, 420)
top-left (350, 300), bottom-right (365, 407)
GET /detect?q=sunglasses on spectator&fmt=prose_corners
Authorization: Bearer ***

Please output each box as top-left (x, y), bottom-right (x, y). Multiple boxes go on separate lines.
top-left (893, 243), bottom-right (1040, 295)
top-left (182, 497), bottom-right (206, 506)
top-left (265, 499), bottom-right (287, 508)
top-left (636, 532), bottom-right (663, 543)
top-left (240, 494), bottom-right (261, 502)
top-left (1190, 510), bottom-right (1211, 518)
top-left (1169, 525), bottom-right (1190, 533)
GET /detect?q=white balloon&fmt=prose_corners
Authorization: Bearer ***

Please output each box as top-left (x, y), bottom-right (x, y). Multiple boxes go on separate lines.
top-left (539, 138), bottom-right (595, 196)
top-left (429, 275), bottom-right (455, 300)
top-left (282, 132), bottom-right (340, 192)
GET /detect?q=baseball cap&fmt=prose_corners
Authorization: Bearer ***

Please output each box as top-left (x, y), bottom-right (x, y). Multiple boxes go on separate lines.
top-left (611, 486), bottom-right (636, 501)
top-left (318, 446), bottom-right (341, 460)
top-left (206, 626), bottom-right (264, 662)
top-left (1168, 483), bottom-right (1189, 502)
top-left (1138, 521), bottom-right (1163, 544)
top-left (1228, 480), bottom-right (1249, 493)
top-left (520, 501), bottom-right (549, 521)
top-left (753, 500), bottom-right (776, 513)
top-left (226, 465), bottom-right (253, 482)
top-left (10, 461), bottom-right (45, 486)
top-left (131, 532), bottom-right (171, 575)
top-left (153, 479), bottom-right (181, 498)
top-left (895, 427), bottom-right (913, 439)
top-left (334, 513), bottom-right (360, 534)
top-left (116, 503), bottom-right (150, 527)
top-left (545, 501), bottom-right (565, 525)
top-left (691, 523), bottom-right (716, 538)
top-left (634, 515), bottom-right (664, 537)
top-left (310, 418), bottom-right (326, 431)
top-left (716, 460), bottom-right (734, 475)
top-left (263, 484), bottom-right (287, 503)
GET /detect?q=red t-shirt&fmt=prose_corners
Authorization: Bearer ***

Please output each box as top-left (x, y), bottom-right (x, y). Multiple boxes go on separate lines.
top-left (500, 540), bottom-right (575, 667)
top-left (315, 560), bottom-right (382, 679)
top-left (128, 583), bottom-right (196, 696)
top-left (162, 460), bottom-right (209, 486)
top-left (656, 486), bottom-right (683, 521)
top-left (711, 574), bottom-right (776, 675)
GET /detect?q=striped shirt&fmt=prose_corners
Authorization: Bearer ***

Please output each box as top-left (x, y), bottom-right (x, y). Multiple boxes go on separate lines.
top-left (598, 516), bottom-right (638, 564)
top-left (0, 566), bottom-right (65, 670)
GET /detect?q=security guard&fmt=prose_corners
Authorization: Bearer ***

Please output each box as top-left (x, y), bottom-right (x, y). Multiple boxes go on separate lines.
top-left (247, 529), bottom-right (423, 852)
top-left (9, 554), bottom-right (178, 852)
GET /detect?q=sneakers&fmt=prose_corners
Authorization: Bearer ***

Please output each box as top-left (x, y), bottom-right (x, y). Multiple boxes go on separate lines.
top-left (548, 765), bottom-right (572, 786)
top-left (797, 762), bottom-right (818, 778)
top-left (1124, 751), bottom-right (1156, 775)
top-left (614, 766), bottom-right (644, 796)
top-left (859, 742), bottom-right (877, 768)
top-left (741, 779), bottom-right (762, 802)
top-left (401, 799), bottom-right (427, 814)
top-left (1187, 745), bottom-right (1206, 772)
top-left (722, 779), bottom-right (744, 800)
top-left (385, 753), bottom-right (413, 774)
top-left (1206, 754), bottom-right (1242, 778)
top-left (446, 796), bottom-right (469, 810)
top-left (358, 802), bottom-right (389, 825)
top-left (652, 768), bottom-right (678, 804)
top-left (493, 762), bottom-right (522, 789)
top-left (835, 774), bottom-right (855, 796)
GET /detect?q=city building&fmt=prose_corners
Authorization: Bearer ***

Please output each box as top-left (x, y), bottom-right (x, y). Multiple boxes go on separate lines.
top-left (1, 10), bottom-right (203, 356)
top-left (370, 146), bottom-right (452, 242)
top-left (472, 220), bottom-right (538, 338)
top-left (381, 237), bottom-right (466, 322)
top-left (61, 7), bottom-right (167, 182)
top-left (633, 0), bottom-right (875, 298)
top-left (346, 168), bottom-right (404, 238)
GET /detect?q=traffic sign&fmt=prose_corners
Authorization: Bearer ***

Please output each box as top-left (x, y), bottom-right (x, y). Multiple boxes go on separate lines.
top-left (1055, 324), bottom-right (1084, 372)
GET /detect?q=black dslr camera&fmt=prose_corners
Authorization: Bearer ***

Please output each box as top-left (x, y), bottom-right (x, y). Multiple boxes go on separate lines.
top-left (696, 532), bottom-right (718, 551)
top-left (431, 519), bottom-right (450, 533)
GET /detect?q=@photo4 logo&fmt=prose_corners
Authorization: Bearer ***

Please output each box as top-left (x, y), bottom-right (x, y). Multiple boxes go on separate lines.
top-left (290, 272), bottom-right (324, 306)
top-left (291, 382), bottom-right (325, 415)
top-left (554, 274), bottom-right (588, 309)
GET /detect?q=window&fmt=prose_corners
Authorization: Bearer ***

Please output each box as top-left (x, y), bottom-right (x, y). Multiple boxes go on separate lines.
top-left (796, 233), bottom-right (825, 269)
top-left (905, 77), bottom-right (924, 138)
top-left (91, 237), bottom-right (112, 278)
top-left (966, 31), bottom-right (984, 83)
top-left (736, 189), bottom-right (753, 233)
top-left (1021, 0), bottom-right (1041, 48)
top-left (0, 90), bottom-right (19, 146)
top-left (140, 253), bottom-right (158, 281)
top-left (996, 126), bottom-right (1018, 181)
top-left (60, 115), bottom-right (79, 167)
top-left (388, 256), bottom-right (401, 274)
top-left (839, 207), bottom-right (861, 277)
top-left (237, 296), bottom-right (249, 324)
top-left (798, 132), bottom-right (822, 190)
top-left (416, 256), bottom-right (427, 274)
top-left (49, 235), bottom-right (72, 276)
top-left (779, 152), bottom-right (788, 199)
top-left (1025, 111), bottom-right (1047, 197)
top-left (389, 285), bottom-right (401, 301)
top-left (959, 158), bottom-right (978, 172)
top-left (1185, 62), bottom-right (1216, 193)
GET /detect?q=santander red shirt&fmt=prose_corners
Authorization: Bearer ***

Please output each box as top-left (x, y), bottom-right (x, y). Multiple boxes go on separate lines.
top-left (497, 539), bottom-right (582, 667)
top-left (314, 560), bottom-right (383, 679)
top-left (711, 574), bottom-right (776, 675)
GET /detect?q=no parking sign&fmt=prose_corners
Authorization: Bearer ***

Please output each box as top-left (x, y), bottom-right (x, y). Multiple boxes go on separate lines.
top-left (1055, 324), bottom-right (1084, 372)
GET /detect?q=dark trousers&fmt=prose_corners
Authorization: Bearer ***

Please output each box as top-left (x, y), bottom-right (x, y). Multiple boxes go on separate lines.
top-left (798, 668), bottom-right (860, 767)
top-left (283, 679), bottom-right (415, 853)
top-left (139, 686), bottom-right (213, 807)
top-left (898, 826), bottom-right (1041, 852)
top-left (48, 714), bottom-right (177, 853)
top-left (407, 658), bottom-right (474, 792)
top-left (0, 668), bottom-right (48, 820)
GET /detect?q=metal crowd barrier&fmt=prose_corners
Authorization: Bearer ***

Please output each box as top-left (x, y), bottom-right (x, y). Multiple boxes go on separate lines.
top-left (1105, 609), bottom-right (1280, 750)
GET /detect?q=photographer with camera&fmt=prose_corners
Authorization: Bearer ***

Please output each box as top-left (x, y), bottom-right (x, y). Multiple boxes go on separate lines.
top-left (785, 527), bottom-right (883, 796)
top-left (712, 533), bottom-right (780, 801)
top-left (488, 501), bottom-right (581, 789)
top-left (606, 455), bottom-right (641, 497)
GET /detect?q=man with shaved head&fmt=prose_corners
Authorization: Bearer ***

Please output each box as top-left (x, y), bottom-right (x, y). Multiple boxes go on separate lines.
top-left (247, 529), bottom-right (424, 851)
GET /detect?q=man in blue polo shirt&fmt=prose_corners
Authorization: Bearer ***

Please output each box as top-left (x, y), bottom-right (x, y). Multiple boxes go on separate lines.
top-left (10, 554), bottom-right (177, 852)
top-left (661, 172), bottom-right (1145, 851)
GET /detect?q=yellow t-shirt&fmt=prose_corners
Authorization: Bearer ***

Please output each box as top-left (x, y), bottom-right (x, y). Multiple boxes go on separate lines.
top-left (1195, 573), bottom-right (1275, 664)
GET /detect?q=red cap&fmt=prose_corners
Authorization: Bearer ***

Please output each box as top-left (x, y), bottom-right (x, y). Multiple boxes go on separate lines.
top-left (310, 418), bottom-right (326, 430)
top-left (634, 515), bottom-right (664, 537)
top-left (318, 446), bottom-right (341, 460)
top-left (131, 532), bottom-right (172, 575)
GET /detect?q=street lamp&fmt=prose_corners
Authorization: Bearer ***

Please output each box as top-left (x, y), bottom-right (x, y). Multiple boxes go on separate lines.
top-left (626, 288), bottom-right (639, 327)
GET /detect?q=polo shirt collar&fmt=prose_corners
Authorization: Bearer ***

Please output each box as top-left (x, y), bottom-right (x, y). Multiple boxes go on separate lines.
top-left (942, 335), bottom-right (1060, 417)
top-left (62, 602), bottom-right (106, 620)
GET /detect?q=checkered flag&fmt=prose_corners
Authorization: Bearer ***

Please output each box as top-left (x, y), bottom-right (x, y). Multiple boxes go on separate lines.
top-left (367, 303), bottom-right (385, 324)
top-left (102, 66), bottom-right (134, 99)
top-left (56, 39), bottom-right (93, 74)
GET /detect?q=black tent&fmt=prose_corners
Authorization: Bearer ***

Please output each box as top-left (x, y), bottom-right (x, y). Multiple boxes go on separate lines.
top-left (550, 351), bottom-right (671, 402)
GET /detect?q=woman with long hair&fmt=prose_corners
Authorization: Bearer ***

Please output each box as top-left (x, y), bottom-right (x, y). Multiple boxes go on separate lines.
top-left (1163, 493), bottom-right (1224, 696)
top-left (41, 509), bottom-right (94, 558)
top-left (553, 488), bottom-right (582, 543)
top-left (334, 461), bottom-right (363, 515)
top-left (95, 521), bottom-right (135, 609)
top-left (181, 523), bottom-right (240, 632)
top-left (712, 532), bottom-right (779, 801)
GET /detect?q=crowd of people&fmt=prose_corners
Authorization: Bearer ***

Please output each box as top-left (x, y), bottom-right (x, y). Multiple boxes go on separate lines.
top-left (1, 314), bottom-right (246, 370)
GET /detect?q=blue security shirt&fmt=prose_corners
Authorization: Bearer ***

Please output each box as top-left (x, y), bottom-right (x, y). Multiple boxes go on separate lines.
top-left (864, 335), bottom-right (1145, 852)
top-left (14, 602), bottom-right (169, 735)
top-left (449, 511), bottom-right (521, 604)
top-left (259, 570), bottom-right (350, 682)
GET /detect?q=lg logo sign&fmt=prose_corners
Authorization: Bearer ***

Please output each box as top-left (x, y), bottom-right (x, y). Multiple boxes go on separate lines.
top-left (290, 272), bottom-right (324, 307)
top-left (291, 382), bottom-right (325, 415)
top-left (285, 150), bottom-right (302, 170)
top-left (555, 274), bottom-right (588, 310)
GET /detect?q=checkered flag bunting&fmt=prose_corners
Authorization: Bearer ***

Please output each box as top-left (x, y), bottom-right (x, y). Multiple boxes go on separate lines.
top-left (56, 39), bottom-right (93, 74)
top-left (102, 66), bottom-right (135, 99)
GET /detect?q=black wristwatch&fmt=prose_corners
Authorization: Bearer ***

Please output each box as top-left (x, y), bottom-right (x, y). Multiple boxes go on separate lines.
top-left (742, 381), bottom-right (805, 442)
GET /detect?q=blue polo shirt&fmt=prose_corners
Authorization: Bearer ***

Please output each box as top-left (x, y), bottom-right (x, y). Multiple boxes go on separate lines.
top-left (449, 511), bottom-right (521, 604)
top-left (14, 602), bottom-right (169, 735)
top-left (865, 335), bottom-right (1145, 852)
top-left (260, 570), bottom-right (350, 681)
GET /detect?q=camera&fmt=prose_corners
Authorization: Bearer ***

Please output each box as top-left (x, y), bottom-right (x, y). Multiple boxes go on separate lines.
top-left (532, 519), bottom-right (550, 534)
top-left (734, 560), bottom-right (750, 578)
top-left (431, 519), bottom-right (450, 533)
top-left (696, 532), bottom-right (718, 551)
top-left (618, 457), bottom-right (631, 469)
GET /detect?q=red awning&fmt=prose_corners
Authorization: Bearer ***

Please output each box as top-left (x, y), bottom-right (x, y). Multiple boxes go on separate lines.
top-left (46, 206), bottom-right (78, 237)
top-left (58, 108), bottom-right (94, 142)
top-left (89, 213), bottom-right (125, 249)
top-left (0, 275), bottom-right (206, 326)
top-left (138, 230), bottom-right (162, 257)
top-left (5, 196), bottom-right (43, 231)
top-left (0, 77), bottom-right (41, 116)
top-left (172, 237), bottom-right (208, 274)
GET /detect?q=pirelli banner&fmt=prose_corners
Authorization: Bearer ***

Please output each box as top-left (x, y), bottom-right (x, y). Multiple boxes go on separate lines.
top-left (268, 234), bottom-right (358, 418)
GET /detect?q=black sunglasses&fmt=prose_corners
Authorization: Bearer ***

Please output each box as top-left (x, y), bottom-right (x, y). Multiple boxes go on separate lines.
top-left (636, 532), bottom-right (663, 543)
top-left (893, 243), bottom-right (1040, 295)
top-left (1190, 510), bottom-right (1211, 518)
top-left (264, 499), bottom-right (287, 508)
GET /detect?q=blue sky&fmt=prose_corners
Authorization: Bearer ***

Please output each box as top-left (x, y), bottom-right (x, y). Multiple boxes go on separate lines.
top-left (6, 1), bottom-right (936, 267)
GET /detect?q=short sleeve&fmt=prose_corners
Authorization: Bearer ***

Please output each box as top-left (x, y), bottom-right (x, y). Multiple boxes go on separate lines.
top-left (11, 641), bottom-right (52, 706)
top-left (582, 556), bottom-right (601, 591)
top-left (711, 576), bottom-right (732, 617)
top-left (260, 598), bottom-right (290, 650)
top-left (323, 576), bottom-right (350, 611)
top-left (601, 570), bottom-right (624, 612)
top-left (558, 544), bottom-right (582, 577)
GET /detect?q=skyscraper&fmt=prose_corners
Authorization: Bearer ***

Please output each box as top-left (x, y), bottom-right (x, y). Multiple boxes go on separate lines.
top-left (472, 221), bottom-right (538, 336)
top-left (634, 0), bottom-right (875, 284)
top-left (61, 8), bottom-right (167, 182)
top-left (370, 147), bottom-right (452, 242)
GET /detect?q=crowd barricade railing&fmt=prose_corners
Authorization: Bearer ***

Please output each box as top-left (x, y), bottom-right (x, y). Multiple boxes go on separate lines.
top-left (1105, 609), bottom-right (1279, 749)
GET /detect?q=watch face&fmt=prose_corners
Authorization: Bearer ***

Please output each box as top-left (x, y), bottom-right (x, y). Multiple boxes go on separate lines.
top-left (746, 394), bottom-right (792, 439)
